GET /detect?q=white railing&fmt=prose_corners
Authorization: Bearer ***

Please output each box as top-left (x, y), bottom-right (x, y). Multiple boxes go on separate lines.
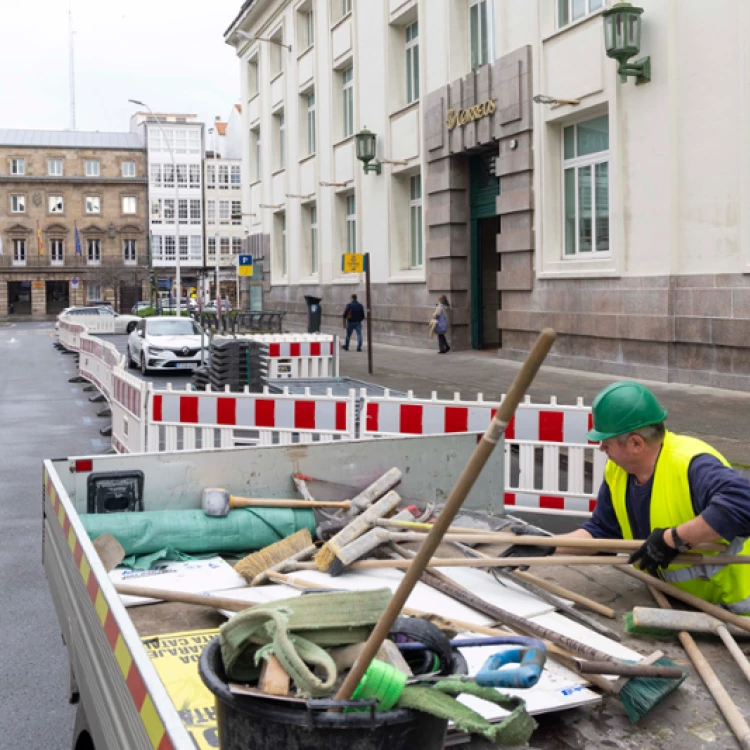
top-left (78, 333), bottom-right (124, 402)
top-left (110, 369), bottom-right (148, 453)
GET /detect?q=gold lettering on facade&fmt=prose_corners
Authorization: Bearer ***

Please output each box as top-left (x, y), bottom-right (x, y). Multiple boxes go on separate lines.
top-left (445, 98), bottom-right (497, 130)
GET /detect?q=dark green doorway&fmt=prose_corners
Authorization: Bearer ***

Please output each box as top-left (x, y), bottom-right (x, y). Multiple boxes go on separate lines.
top-left (469, 154), bottom-right (500, 349)
top-left (46, 281), bottom-right (69, 314)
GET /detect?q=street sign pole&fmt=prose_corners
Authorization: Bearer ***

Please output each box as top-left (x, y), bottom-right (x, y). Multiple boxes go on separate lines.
top-left (365, 252), bottom-right (373, 374)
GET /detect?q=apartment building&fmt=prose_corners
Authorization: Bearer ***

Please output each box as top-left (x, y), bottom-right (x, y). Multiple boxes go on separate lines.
top-left (130, 113), bottom-right (205, 299)
top-left (0, 129), bottom-right (148, 317)
top-left (227, 0), bottom-right (750, 390)
top-left (205, 107), bottom-right (247, 306)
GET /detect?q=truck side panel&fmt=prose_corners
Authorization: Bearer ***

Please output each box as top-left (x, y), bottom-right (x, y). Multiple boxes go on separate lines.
top-left (43, 464), bottom-right (192, 749)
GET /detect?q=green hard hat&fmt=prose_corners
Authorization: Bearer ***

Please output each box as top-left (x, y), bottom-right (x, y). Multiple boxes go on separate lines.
top-left (587, 381), bottom-right (668, 441)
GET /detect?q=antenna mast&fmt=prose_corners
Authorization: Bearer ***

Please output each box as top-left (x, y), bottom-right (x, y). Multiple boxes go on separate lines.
top-left (69, 1), bottom-right (77, 130)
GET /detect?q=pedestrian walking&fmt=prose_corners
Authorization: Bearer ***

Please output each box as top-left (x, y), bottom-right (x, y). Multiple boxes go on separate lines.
top-left (341, 294), bottom-right (365, 351)
top-left (430, 295), bottom-right (451, 354)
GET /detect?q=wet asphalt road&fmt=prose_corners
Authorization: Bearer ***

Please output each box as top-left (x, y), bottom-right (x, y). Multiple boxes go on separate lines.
top-left (0, 322), bottom-right (138, 748)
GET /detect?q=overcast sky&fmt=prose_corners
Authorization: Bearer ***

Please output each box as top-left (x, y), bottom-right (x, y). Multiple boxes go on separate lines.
top-left (0, 0), bottom-right (242, 133)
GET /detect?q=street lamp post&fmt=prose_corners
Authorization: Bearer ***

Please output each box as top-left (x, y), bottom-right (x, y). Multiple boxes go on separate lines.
top-left (129, 99), bottom-right (182, 317)
top-left (209, 127), bottom-right (221, 322)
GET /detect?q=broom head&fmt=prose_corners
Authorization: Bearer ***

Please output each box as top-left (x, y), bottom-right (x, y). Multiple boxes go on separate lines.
top-left (235, 528), bottom-right (313, 582)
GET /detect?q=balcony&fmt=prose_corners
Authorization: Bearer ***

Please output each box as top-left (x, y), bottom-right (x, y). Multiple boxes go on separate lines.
top-left (0, 255), bottom-right (144, 270)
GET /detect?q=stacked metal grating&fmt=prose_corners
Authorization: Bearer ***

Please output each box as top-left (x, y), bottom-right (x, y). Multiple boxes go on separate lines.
top-left (199, 338), bottom-right (268, 392)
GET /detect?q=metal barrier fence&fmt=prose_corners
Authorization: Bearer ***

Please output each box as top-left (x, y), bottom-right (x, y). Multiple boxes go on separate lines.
top-left (145, 383), bottom-right (356, 453)
top-left (110, 369), bottom-right (148, 453)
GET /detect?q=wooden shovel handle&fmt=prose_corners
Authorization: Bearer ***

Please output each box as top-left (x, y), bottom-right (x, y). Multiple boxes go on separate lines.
top-left (334, 328), bottom-right (557, 703)
top-left (114, 583), bottom-right (252, 611)
top-left (230, 496), bottom-right (351, 509)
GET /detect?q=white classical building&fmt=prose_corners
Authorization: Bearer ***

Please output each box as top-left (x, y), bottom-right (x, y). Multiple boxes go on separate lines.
top-left (204, 106), bottom-right (247, 306)
top-left (130, 113), bottom-right (205, 298)
top-left (226, 0), bottom-right (750, 391)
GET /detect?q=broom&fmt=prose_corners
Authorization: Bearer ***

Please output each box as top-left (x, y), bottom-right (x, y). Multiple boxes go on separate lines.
top-left (235, 528), bottom-right (316, 583)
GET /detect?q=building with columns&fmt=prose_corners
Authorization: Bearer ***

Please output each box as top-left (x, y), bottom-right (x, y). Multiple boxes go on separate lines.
top-left (0, 129), bottom-right (148, 317)
top-left (226, 0), bottom-right (750, 391)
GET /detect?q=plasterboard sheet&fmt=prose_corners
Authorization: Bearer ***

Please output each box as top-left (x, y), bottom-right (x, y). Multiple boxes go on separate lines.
top-left (112, 557), bottom-right (246, 607)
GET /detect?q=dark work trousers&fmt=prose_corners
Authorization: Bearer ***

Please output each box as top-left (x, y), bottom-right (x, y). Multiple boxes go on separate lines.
top-left (438, 333), bottom-right (450, 353)
top-left (344, 322), bottom-right (363, 350)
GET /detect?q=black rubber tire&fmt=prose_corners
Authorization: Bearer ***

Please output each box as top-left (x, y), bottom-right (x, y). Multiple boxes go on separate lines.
top-left (140, 354), bottom-right (149, 376)
top-left (126, 347), bottom-right (136, 369)
top-left (389, 617), bottom-right (456, 676)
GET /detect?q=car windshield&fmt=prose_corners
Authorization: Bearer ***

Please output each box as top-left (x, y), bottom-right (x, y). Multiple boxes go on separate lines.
top-left (147, 320), bottom-right (201, 336)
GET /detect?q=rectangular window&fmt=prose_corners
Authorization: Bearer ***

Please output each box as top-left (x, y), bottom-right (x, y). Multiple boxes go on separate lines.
top-left (207, 200), bottom-right (216, 224)
top-left (151, 234), bottom-right (163, 261)
top-left (163, 198), bottom-right (175, 222)
top-left (307, 93), bottom-right (316, 155)
top-left (179, 235), bottom-right (189, 260)
top-left (343, 67), bottom-right (354, 138)
top-left (409, 174), bottom-right (423, 268)
top-left (122, 161), bottom-right (136, 177)
top-left (190, 164), bottom-right (201, 187)
top-left (231, 165), bottom-right (241, 187)
top-left (469, 0), bottom-right (493, 70)
top-left (178, 199), bottom-right (189, 224)
top-left (85, 159), bottom-right (100, 177)
top-left (346, 194), bottom-right (356, 254)
top-left (123, 239), bottom-right (137, 263)
top-left (85, 196), bottom-right (101, 214)
top-left (150, 163), bottom-right (162, 186)
top-left (563, 114), bottom-right (610, 257)
top-left (48, 195), bottom-right (64, 214)
top-left (278, 113), bottom-right (286, 169)
top-left (207, 164), bottom-right (216, 186)
top-left (150, 129), bottom-right (163, 152)
top-left (232, 200), bottom-right (242, 225)
top-left (248, 56), bottom-right (259, 97)
top-left (189, 235), bottom-right (201, 260)
top-left (270, 28), bottom-right (285, 77)
top-left (87, 282), bottom-right (101, 301)
top-left (175, 129), bottom-right (187, 154)
top-left (220, 237), bottom-right (231, 257)
top-left (10, 158), bottom-right (24, 175)
top-left (188, 130), bottom-right (200, 154)
top-left (164, 235), bottom-right (176, 261)
top-left (87, 239), bottom-right (101, 265)
top-left (305, 9), bottom-right (314, 47)
top-left (11, 194), bottom-right (25, 213)
top-left (50, 239), bottom-right (64, 264)
top-left (218, 165), bottom-right (229, 189)
top-left (281, 213), bottom-right (287, 276)
top-left (342, 0), bottom-right (352, 17)
top-left (254, 129), bottom-right (262, 180)
top-left (176, 164), bottom-right (188, 188)
top-left (190, 199), bottom-right (202, 224)
top-left (151, 198), bottom-right (162, 224)
top-left (559, 0), bottom-right (604, 28)
top-left (122, 196), bottom-right (137, 214)
top-left (405, 21), bottom-right (420, 104)
top-left (232, 237), bottom-right (242, 255)
top-left (208, 237), bottom-right (216, 259)
top-left (12, 239), bottom-right (26, 265)
top-left (219, 200), bottom-right (230, 224)
top-left (310, 204), bottom-right (318, 274)
top-left (48, 158), bottom-right (63, 176)
top-left (163, 164), bottom-right (175, 187)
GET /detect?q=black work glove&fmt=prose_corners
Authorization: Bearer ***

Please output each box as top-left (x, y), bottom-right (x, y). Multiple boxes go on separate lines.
top-left (498, 525), bottom-right (555, 571)
top-left (627, 527), bottom-right (678, 577)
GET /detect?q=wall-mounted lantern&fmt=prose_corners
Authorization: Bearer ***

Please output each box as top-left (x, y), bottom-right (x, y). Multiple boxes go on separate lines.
top-left (603, 2), bottom-right (651, 85)
top-left (355, 127), bottom-right (381, 175)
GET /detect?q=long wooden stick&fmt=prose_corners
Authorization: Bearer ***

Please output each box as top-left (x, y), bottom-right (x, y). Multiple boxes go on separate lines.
top-left (648, 585), bottom-right (750, 750)
top-left (334, 328), bottom-right (558, 703)
top-left (514, 570), bottom-right (616, 619)
top-left (115, 583), bottom-right (251, 611)
top-left (621, 567), bottom-right (750, 635)
top-left (295, 552), bottom-right (750, 570)
top-left (378, 522), bottom-right (729, 554)
top-left (231, 497), bottom-right (351, 509)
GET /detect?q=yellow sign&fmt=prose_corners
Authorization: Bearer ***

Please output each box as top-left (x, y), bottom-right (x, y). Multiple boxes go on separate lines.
top-left (238, 254), bottom-right (254, 277)
top-left (446, 98), bottom-right (497, 130)
top-left (143, 629), bottom-right (219, 749)
top-left (32, 280), bottom-right (45, 290)
top-left (342, 253), bottom-right (365, 273)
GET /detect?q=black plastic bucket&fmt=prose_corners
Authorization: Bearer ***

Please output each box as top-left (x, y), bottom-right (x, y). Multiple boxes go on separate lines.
top-left (198, 638), bottom-right (448, 750)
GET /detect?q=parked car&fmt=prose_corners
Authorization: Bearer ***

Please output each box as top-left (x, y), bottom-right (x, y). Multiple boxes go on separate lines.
top-left (86, 300), bottom-right (114, 310)
top-left (201, 298), bottom-right (233, 314)
top-left (127, 316), bottom-right (208, 375)
top-left (156, 297), bottom-right (190, 313)
top-left (130, 301), bottom-right (152, 315)
top-left (55, 306), bottom-right (141, 333)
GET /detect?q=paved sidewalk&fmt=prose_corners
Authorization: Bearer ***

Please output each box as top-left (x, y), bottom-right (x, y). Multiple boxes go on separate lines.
top-left (337, 341), bottom-right (750, 465)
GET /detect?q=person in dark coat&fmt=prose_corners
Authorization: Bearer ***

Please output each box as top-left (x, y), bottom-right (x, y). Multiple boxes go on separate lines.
top-left (342, 294), bottom-right (365, 351)
top-left (431, 295), bottom-right (451, 354)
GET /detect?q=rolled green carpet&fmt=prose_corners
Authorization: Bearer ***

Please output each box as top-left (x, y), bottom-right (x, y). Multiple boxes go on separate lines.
top-left (80, 508), bottom-right (316, 556)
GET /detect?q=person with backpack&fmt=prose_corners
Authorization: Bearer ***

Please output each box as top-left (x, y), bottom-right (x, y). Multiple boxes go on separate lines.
top-left (342, 294), bottom-right (365, 351)
top-left (430, 295), bottom-right (451, 354)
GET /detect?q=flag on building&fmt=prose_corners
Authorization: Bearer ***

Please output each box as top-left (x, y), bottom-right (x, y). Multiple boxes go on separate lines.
top-left (37, 221), bottom-right (43, 256)
top-left (75, 223), bottom-right (82, 255)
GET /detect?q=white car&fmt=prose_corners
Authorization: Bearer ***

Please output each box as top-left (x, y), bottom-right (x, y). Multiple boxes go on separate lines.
top-left (55, 306), bottom-right (141, 334)
top-left (127, 316), bottom-right (209, 375)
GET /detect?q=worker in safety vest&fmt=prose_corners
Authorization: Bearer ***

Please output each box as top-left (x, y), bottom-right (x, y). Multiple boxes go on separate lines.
top-left (502, 381), bottom-right (750, 615)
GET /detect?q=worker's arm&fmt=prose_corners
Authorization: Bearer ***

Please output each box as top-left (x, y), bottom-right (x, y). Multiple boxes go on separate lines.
top-left (664, 514), bottom-right (722, 549)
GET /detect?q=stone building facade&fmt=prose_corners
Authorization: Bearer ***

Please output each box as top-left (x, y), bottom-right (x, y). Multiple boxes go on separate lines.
top-left (0, 130), bottom-right (148, 317)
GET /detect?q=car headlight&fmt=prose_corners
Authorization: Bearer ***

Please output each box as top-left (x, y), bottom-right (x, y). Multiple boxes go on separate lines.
top-left (148, 347), bottom-right (166, 355)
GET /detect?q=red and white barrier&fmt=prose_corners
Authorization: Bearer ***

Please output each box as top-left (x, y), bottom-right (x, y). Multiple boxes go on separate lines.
top-left (58, 314), bottom-right (114, 352)
top-left (78, 334), bottom-right (124, 402)
top-left (110, 370), bottom-right (148, 453)
top-left (247, 334), bottom-right (338, 379)
top-left (145, 384), bottom-right (356, 453)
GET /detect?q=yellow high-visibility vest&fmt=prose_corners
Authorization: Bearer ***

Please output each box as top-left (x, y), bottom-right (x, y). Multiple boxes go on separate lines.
top-left (607, 431), bottom-right (750, 614)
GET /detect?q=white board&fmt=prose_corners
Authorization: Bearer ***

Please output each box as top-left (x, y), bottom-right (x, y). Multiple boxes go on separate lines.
top-left (112, 557), bottom-right (247, 607)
